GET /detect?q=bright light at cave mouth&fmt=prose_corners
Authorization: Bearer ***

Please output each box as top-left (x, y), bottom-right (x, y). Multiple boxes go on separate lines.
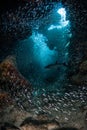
top-left (48, 7), bottom-right (69, 31)
top-left (57, 8), bottom-right (66, 21)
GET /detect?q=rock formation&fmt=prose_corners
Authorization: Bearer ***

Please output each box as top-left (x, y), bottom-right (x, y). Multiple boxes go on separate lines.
top-left (0, 56), bottom-right (32, 110)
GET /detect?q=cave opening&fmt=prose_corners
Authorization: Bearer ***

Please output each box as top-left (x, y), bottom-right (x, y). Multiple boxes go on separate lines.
top-left (14, 3), bottom-right (72, 92)
top-left (0, 1), bottom-right (87, 126)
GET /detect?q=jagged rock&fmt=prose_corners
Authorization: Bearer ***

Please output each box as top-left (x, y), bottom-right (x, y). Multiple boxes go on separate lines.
top-left (79, 60), bottom-right (87, 74)
top-left (20, 115), bottom-right (60, 130)
top-left (0, 56), bottom-right (32, 110)
top-left (71, 60), bottom-right (87, 85)
top-left (0, 92), bottom-right (13, 109)
top-left (55, 128), bottom-right (78, 130)
top-left (71, 73), bottom-right (87, 85)
top-left (0, 122), bottom-right (20, 130)
top-left (0, 56), bottom-right (32, 89)
top-left (68, 40), bottom-right (87, 86)
top-left (84, 112), bottom-right (87, 130)
top-left (0, 106), bottom-right (32, 127)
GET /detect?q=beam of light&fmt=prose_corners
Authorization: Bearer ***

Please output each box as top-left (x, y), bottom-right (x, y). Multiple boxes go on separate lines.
top-left (48, 25), bottom-right (62, 31)
top-left (48, 20), bottom-right (69, 31)
top-left (60, 20), bottom-right (69, 27)
top-left (48, 7), bottom-right (69, 31)
top-left (31, 32), bottom-right (58, 67)
top-left (57, 8), bottom-right (66, 21)
top-left (57, 7), bottom-right (69, 27)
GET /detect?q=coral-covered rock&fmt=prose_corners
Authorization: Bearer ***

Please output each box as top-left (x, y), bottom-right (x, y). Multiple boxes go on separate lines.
top-left (0, 56), bottom-right (32, 110)
top-left (0, 92), bottom-right (13, 109)
top-left (0, 56), bottom-right (32, 89)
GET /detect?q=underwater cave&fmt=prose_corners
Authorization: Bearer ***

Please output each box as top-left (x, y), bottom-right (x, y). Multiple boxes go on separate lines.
top-left (0, 0), bottom-right (87, 129)
top-left (13, 3), bottom-right (72, 91)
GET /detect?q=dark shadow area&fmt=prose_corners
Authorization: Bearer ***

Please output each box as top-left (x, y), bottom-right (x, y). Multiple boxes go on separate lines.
top-left (56, 128), bottom-right (78, 130)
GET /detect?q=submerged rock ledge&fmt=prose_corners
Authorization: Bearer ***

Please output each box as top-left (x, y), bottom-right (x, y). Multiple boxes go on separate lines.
top-left (0, 56), bottom-right (32, 109)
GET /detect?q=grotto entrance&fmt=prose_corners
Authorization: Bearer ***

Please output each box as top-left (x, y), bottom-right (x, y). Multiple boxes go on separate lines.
top-left (0, 1), bottom-right (87, 126)
top-left (14, 3), bottom-right (72, 92)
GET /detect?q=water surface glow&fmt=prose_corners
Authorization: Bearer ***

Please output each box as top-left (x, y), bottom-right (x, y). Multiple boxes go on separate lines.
top-left (57, 8), bottom-right (66, 21)
top-left (48, 7), bottom-right (69, 31)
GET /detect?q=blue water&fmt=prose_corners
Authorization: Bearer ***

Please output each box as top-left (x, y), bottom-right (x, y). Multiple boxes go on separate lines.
top-left (13, 4), bottom-right (72, 90)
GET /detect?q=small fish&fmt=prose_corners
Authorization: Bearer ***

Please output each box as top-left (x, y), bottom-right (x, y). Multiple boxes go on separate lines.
top-left (44, 61), bottom-right (68, 69)
top-left (65, 42), bottom-right (70, 48)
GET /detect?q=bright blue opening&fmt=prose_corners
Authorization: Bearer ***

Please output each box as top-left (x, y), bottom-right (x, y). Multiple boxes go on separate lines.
top-left (15, 3), bottom-right (72, 91)
top-left (48, 7), bottom-right (69, 31)
top-left (57, 8), bottom-right (66, 21)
